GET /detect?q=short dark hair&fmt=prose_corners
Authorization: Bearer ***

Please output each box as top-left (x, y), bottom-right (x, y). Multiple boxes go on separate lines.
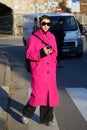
top-left (58, 17), bottom-right (64, 22)
top-left (39, 15), bottom-right (51, 23)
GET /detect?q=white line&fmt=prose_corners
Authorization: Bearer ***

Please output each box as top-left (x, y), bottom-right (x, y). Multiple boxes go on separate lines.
top-left (66, 88), bottom-right (87, 122)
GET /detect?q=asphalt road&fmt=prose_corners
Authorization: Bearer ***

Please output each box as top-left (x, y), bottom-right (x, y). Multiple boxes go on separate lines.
top-left (0, 36), bottom-right (87, 130)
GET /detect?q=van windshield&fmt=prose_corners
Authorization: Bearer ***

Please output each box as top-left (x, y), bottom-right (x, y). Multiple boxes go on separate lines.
top-left (50, 16), bottom-right (78, 31)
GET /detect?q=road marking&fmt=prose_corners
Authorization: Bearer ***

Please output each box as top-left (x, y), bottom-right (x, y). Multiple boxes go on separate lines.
top-left (65, 88), bottom-right (87, 122)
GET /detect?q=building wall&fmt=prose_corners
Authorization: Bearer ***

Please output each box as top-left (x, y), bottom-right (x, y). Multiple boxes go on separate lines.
top-left (0, 0), bottom-right (60, 14)
top-left (0, 0), bottom-right (60, 35)
top-left (0, 0), bottom-right (87, 36)
top-left (77, 0), bottom-right (87, 25)
top-left (81, 0), bottom-right (87, 14)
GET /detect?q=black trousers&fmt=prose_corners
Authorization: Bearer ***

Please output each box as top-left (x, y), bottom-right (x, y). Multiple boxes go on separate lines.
top-left (57, 41), bottom-right (63, 63)
top-left (23, 104), bottom-right (53, 123)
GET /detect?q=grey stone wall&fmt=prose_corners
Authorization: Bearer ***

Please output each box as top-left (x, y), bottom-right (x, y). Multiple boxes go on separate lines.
top-left (0, 0), bottom-right (87, 36)
top-left (0, 0), bottom-right (59, 36)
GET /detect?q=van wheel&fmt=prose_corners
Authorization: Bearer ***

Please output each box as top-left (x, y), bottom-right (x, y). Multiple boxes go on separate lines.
top-left (75, 52), bottom-right (83, 58)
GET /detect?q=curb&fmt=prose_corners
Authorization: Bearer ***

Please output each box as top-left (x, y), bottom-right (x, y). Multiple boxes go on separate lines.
top-left (0, 53), bottom-right (11, 86)
top-left (0, 54), bottom-right (11, 130)
top-left (3, 54), bottom-right (11, 87)
top-left (0, 35), bottom-right (22, 39)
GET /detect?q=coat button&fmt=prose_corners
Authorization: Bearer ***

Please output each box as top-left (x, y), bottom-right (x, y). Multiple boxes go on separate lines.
top-left (47, 71), bottom-right (49, 73)
top-left (47, 62), bottom-right (49, 65)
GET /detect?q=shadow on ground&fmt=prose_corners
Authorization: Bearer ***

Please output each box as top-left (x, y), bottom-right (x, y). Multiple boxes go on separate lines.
top-left (0, 87), bottom-right (39, 124)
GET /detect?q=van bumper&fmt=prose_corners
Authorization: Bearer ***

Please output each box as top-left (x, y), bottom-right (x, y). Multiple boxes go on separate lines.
top-left (62, 37), bottom-right (83, 57)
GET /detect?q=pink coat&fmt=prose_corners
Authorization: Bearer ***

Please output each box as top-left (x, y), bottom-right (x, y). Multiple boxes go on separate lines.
top-left (26, 29), bottom-right (59, 107)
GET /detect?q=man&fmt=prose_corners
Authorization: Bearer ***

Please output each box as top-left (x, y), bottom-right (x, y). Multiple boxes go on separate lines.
top-left (50, 18), bottom-right (66, 65)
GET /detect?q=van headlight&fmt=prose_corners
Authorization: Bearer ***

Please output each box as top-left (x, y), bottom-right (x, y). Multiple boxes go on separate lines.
top-left (77, 31), bottom-right (81, 38)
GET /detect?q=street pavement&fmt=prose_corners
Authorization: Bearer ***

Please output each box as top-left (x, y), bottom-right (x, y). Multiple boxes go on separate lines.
top-left (0, 45), bottom-right (59, 130)
top-left (0, 36), bottom-right (87, 130)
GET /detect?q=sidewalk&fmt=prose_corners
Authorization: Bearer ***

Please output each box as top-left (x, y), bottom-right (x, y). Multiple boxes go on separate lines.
top-left (0, 52), bottom-right (59, 130)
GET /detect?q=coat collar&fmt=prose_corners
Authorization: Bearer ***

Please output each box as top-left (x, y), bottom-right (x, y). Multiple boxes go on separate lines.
top-left (39, 28), bottom-right (49, 35)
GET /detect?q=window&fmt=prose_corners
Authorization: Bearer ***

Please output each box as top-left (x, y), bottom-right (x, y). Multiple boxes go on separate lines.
top-left (50, 16), bottom-right (78, 31)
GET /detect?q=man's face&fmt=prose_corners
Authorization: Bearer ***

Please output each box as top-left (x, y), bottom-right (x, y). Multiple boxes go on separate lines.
top-left (59, 21), bottom-right (64, 24)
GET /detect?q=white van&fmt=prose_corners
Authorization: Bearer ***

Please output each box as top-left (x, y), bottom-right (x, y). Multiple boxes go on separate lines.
top-left (23, 13), bottom-right (83, 57)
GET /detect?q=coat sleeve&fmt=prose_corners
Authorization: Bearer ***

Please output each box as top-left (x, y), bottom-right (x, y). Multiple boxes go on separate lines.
top-left (26, 36), bottom-right (46, 61)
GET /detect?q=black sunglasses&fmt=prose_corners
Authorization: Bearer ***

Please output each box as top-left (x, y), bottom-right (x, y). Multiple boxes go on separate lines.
top-left (41, 22), bottom-right (51, 26)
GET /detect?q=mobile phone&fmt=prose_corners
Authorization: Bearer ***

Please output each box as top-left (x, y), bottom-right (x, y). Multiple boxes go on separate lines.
top-left (47, 45), bottom-right (52, 49)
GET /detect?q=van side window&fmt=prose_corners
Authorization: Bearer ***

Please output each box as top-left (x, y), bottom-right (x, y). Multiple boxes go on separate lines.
top-left (32, 18), bottom-right (38, 33)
